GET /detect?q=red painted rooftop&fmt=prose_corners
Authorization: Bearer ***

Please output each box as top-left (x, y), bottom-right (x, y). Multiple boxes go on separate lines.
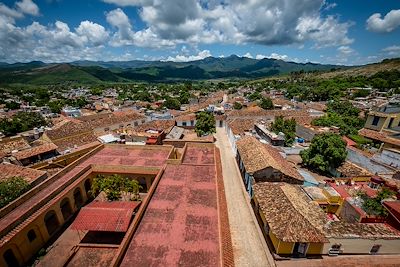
top-left (0, 145), bottom-right (172, 239)
top-left (120, 145), bottom-right (222, 267)
top-left (327, 181), bottom-right (378, 199)
top-left (71, 201), bottom-right (140, 232)
top-left (384, 201), bottom-right (400, 219)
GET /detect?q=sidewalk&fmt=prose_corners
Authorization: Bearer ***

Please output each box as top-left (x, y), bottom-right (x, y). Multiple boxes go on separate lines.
top-left (214, 127), bottom-right (275, 267)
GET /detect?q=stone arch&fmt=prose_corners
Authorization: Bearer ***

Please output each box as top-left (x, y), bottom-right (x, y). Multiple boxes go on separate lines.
top-left (73, 187), bottom-right (83, 208)
top-left (3, 248), bottom-right (20, 267)
top-left (44, 210), bottom-right (60, 236)
top-left (84, 179), bottom-right (91, 195)
top-left (60, 198), bottom-right (73, 221)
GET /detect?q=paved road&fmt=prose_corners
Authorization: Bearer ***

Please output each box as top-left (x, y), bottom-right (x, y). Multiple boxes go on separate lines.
top-left (214, 127), bottom-right (275, 267)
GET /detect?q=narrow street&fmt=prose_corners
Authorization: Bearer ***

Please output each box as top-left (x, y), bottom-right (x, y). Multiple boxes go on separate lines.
top-left (214, 127), bottom-right (275, 267)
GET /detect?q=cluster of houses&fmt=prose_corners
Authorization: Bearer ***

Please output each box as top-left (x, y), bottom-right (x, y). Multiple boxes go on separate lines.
top-left (1, 85), bottom-right (400, 264)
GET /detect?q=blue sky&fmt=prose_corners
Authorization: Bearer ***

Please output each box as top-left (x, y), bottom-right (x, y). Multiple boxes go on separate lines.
top-left (0, 0), bottom-right (399, 64)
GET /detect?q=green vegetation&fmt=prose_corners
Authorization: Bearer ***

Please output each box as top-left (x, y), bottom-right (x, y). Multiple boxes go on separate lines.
top-left (90, 174), bottom-right (142, 201)
top-left (163, 97), bottom-right (181, 110)
top-left (0, 177), bottom-right (31, 208)
top-left (300, 133), bottom-right (347, 175)
top-left (0, 112), bottom-right (47, 136)
top-left (312, 100), bottom-right (364, 135)
top-left (348, 134), bottom-right (373, 147)
top-left (358, 187), bottom-right (395, 217)
top-left (258, 97), bottom-right (273, 110)
top-left (5, 101), bottom-right (20, 110)
top-left (271, 116), bottom-right (296, 146)
top-left (195, 111), bottom-right (216, 136)
top-left (233, 101), bottom-right (242, 110)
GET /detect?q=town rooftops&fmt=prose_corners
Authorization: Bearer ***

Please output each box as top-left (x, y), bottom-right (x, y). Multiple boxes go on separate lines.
top-left (175, 113), bottom-right (197, 122)
top-left (71, 201), bottom-right (140, 232)
top-left (337, 161), bottom-right (372, 177)
top-left (254, 182), bottom-right (400, 242)
top-left (117, 143), bottom-right (233, 266)
top-left (165, 126), bottom-right (184, 139)
top-left (359, 128), bottom-right (400, 147)
top-left (236, 136), bottom-right (303, 181)
top-left (227, 118), bottom-right (257, 135)
top-left (253, 182), bottom-right (328, 243)
top-left (12, 142), bottom-right (58, 160)
top-left (0, 163), bottom-right (46, 183)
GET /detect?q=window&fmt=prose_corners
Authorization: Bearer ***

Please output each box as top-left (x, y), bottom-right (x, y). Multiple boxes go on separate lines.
top-left (370, 244), bottom-right (381, 254)
top-left (329, 243), bottom-right (342, 255)
top-left (182, 122), bottom-right (187, 126)
top-left (27, 229), bottom-right (37, 242)
top-left (371, 116), bottom-right (380, 126)
top-left (190, 120), bottom-right (194, 126)
top-left (388, 118), bottom-right (394, 128)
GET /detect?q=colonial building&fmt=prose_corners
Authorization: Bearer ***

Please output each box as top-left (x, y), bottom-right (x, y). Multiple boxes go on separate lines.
top-left (236, 136), bottom-right (303, 196)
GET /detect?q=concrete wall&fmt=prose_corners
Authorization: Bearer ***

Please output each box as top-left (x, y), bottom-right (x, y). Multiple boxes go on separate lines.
top-left (323, 238), bottom-right (400, 255)
top-left (346, 147), bottom-right (392, 174)
top-left (372, 149), bottom-right (400, 169)
top-left (365, 114), bottom-right (386, 131)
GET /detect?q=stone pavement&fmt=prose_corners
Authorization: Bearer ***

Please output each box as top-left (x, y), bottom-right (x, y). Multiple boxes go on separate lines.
top-left (214, 127), bottom-right (275, 267)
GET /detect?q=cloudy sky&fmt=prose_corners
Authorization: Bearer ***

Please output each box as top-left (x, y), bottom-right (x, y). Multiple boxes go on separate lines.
top-left (0, 0), bottom-right (399, 64)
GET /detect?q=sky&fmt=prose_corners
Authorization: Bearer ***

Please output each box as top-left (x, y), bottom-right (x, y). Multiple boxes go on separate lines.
top-left (0, 0), bottom-right (399, 65)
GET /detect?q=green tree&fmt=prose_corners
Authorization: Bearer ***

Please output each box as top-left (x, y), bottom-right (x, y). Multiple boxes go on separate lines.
top-left (360, 187), bottom-right (395, 216)
top-left (0, 177), bottom-right (31, 208)
top-left (5, 101), bottom-right (20, 110)
top-left (259, 97), bottom-right (273, 110)
top-left (163, 97), bottom-right (181, 110)
top-left (300, 133), bottom-right (347, 174)
top-left (0, 112), bottom-right (47, 136)
top-left (271, 116), bottom-right (296, 146)
top-left (195, 111), bottom-right (216, 136)
top-left (90, 174), bottom-right (142, 201)
top-left (233, 101), bottom-right (242, 110)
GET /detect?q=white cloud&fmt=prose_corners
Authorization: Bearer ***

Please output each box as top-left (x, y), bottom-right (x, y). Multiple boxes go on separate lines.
top-left (268, 53), bottom-right (289, 61)
top-left (337, 46), bottom-right (354, 55)
top-left (16, 0), bottom-right (39, 16)
top-left (164, 49), bottom-right (211, 62)
top-left (243, 52), bottom-right (253, 58)
top-left (76, 21), bottom-right (109, 46)
top-left (366, 9), bottom-right (400, 33)
top-left (103, 0), bottom-right (353, 48)
top-left (382, 45), bottom-right (400, 56)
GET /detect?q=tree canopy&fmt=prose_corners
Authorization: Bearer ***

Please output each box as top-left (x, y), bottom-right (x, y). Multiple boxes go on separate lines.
top-left (195, 111), bottom-right (216, 137)
top-left (359, 187), bottom-right (395, 217)
top-left (0, 176), bottom-right (31, 208)
top-left (300, 133), bottom-right (347, 175)
top-left (258, 97), bottom-right (273, 110)
top-left (271, 116), bottom-right (296, 146)
top-left (312, 100), bottom-right (364, 135)
top-left (163, 97), bottom-right (181, 110)
top-left (0, 112), bottom-right (47, 136)
top-left (90, 174), bottom-right (142, 201)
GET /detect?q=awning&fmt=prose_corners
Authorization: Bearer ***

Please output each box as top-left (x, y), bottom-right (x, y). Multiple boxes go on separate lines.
top-left (71, 201), bottom-right (140, 232)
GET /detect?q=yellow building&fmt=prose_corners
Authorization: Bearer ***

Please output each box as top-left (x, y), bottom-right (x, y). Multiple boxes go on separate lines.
top-left (252, 182), bottom-right (328, 257)
top-left (364, 103), bottom-right (400, 132)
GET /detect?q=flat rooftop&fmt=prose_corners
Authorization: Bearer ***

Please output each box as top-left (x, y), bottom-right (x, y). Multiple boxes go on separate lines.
top-left (0, 145), bottom-right (172, 243)
top-left (119, 144), bottom-right (232, 266)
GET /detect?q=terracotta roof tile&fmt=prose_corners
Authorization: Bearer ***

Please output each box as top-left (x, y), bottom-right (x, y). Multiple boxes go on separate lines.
top-left (227, 118), bottom-right (256, 135)
top-left (359, 128), bottom-right (400, 147)
top-left (253, 182), bottom-right (328, 243)
top-left (236, 136), bottom-right (303, 181)
top-left (12, 143), bottom-right (58, 160)
top-left (0, 163), bottom-right (46, 183)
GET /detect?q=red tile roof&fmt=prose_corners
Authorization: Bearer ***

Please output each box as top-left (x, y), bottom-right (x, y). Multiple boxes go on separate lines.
top-left (0, 163), bottom-right (46, 183)
top-left (384, 201), bottom-right (400, 220)
top-left (12, 143), bottom-right (58, 160)
top-left (359, 128), bottom-right (400, 147)
top-left (236, 136), bottom-right (303, 181)
top-left (71, 201), bottom-right (140, 232)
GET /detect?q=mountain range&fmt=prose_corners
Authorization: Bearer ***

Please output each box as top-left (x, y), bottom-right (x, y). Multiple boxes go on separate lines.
top-left (0, 55), bottom-right (396, 85)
